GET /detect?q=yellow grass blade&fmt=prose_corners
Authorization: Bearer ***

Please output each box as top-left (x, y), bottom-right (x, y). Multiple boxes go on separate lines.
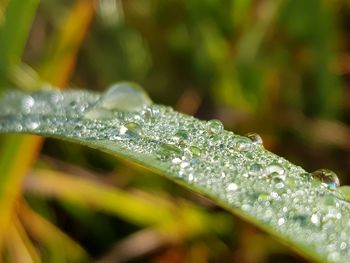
top-left (19, 202), bottom-right (89, 262)
top-left (4, 214), bottom-right (41, 263)
top-left (0, 0), bottom-right (95, 249)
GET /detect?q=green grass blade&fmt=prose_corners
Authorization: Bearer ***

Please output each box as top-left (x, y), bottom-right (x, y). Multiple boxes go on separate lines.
top-left (0, 88), bottom-right (349, 263)
top-left (19, 202), bottom-right (89, 262)
top-left (0, 0), bottom-right (39, 92)
top-left (24, 168), bottom-right (227, 239)
top-left (0, 134), bottom-right (42, 243)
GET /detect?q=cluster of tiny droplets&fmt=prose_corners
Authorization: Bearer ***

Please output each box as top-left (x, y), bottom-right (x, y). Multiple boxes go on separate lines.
top-left (0, 87), bottom-right (350, 263)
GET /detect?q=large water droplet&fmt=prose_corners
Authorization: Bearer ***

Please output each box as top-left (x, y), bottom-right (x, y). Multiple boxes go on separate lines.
top-left (84, 108), bottom-right (114, 120)
top-left (207, 119), bottom-right (223, 134)
top-left (246, 132), bottom-right (263, 145)
top-left (100, 82), bottom-right (152, 112)
top-left (84, 82), bottom-right (152, 119)
top-left (311, 169), bottom-right (340, 189)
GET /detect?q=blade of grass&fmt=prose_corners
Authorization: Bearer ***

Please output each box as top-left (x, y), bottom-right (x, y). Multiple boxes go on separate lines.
top-left (24, 168), bottom-right (228, 240)
top-left (18, 201), bottom-right (89, 262)
top-left (96, 228), bottom-right (172, 263)
top-left (0, 135), bottom-right (42, 243)
top-left (38, 0), bottom-right (95, 87)
top-left (0, 0), bottom-right (39, 92)
top-left (1, 88), bottom-right (350, 262)
top-left (4, 215), bottom-right (41, 263)
top-left (25, 168), bottom-right (175, 227)
top-left (0, 0), bottom-right (95, 248)
top-left (0, 0), bottom-right (40, 249)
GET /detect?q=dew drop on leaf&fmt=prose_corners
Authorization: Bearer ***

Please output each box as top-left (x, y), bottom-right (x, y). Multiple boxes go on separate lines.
top-left (157, 142), bottom-right (182, 160)
top-left (311, 213), bottom-right (320, 225)
top-left (84, 82), bottom-right (152, 119)
top-left (83, 108), bottom-right (113, 120)
top-left (278, 217), bottom-right (286, 226)
top-left (100, 82), bottom-right (152, 112)
top-left (265, 163), bottom-right (285, 177)
top-left (172, 157), bottom-right (182, 164)
top-left (25, 120), bottom-right (40, 130)
top-left (21, 95), bottom-right (35, 113)
top-left (258, 193), bottom-right (270, 201)
top-left (246, 132), bottom-right (263, 145)
top-left (227, 183), bottom-right (238, 191)
top-left (120, 122), bottom-right (143, 138)
top-left (311, 169), bottom-right (340, 189)
top-left (234, 137), bottom-right (253, 152)
top-left (174, 129), bottom-right (189, 143)
top-left (207, 119), bottom-right (223, 134)
top-left (141, 107), bottom-right (155, 123)
top-left (249, 163), bottom-right (263, 176)
top-left (188, 146), bottom-right (201, 157)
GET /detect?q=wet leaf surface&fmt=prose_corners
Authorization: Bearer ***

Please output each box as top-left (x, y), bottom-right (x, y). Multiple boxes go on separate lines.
top-left (0, 86), bottom-right (349, 263)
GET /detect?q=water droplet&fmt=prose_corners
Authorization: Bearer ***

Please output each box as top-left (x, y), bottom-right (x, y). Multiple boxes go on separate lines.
top-left (246, 132), bottom-right (263, 145)
top-left (311, 214), bottom-right (320, 225)
top-left (187, 146), bottom-right (201, 158)
top-left (84, 108), bottom-right (114, 120)
top-left (234, 137), bottom-right (253, 152)
top-left (207, 119), bottom-right (223, 134)
top-left (340, 242), bottom-right (347, 250)
top-left (21, 95), bottom-right (35, 113)
top-left (120, 122), bottom-right (143, 138)
top-left (84, 82), bottom-right (152, 119)
top-left (277, 217), bottom-right (285, 226)
top-left (180, 161), bottom-right (190, 169)
top-left (174, 129), bottom-right (189, 144)
top-left (27, 121), bottom-right (40, 130)
top-left (172, 157), bottom-right (182, 164)
top-left (311, 169), bottom-right (340, 189)
top-left (258, 193), bottom-right (270, 201)
top-left (227, 183), bottom-right (238, 191)
top-left (274, 180), bottom-right (285, 189)
top-left (265, 163), bottom-right (285, 178)
top-left (299, 172), bottom-right (312, 182)
top-left (270, 191), bottom-right (279, 199)
top-left (249, 163), bottom-right (263, 176)
top-left (101, 82), bottom-right (152, 112)
top-left (188, 173), bottom-right (195, 182)
top-left (141, 107), bottom-right (155, 123)
top-left (157, 143), bottom-right (182, 160)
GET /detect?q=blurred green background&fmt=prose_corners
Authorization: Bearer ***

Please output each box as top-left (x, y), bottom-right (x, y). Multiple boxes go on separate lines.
top-left (1, 0), bottom-right (350, 262)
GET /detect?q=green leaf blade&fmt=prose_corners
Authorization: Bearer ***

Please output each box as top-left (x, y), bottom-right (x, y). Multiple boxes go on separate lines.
top-left (0, 89), bottom-right (349, 263)
top-left (0, 0), bottom-right (39, 91)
